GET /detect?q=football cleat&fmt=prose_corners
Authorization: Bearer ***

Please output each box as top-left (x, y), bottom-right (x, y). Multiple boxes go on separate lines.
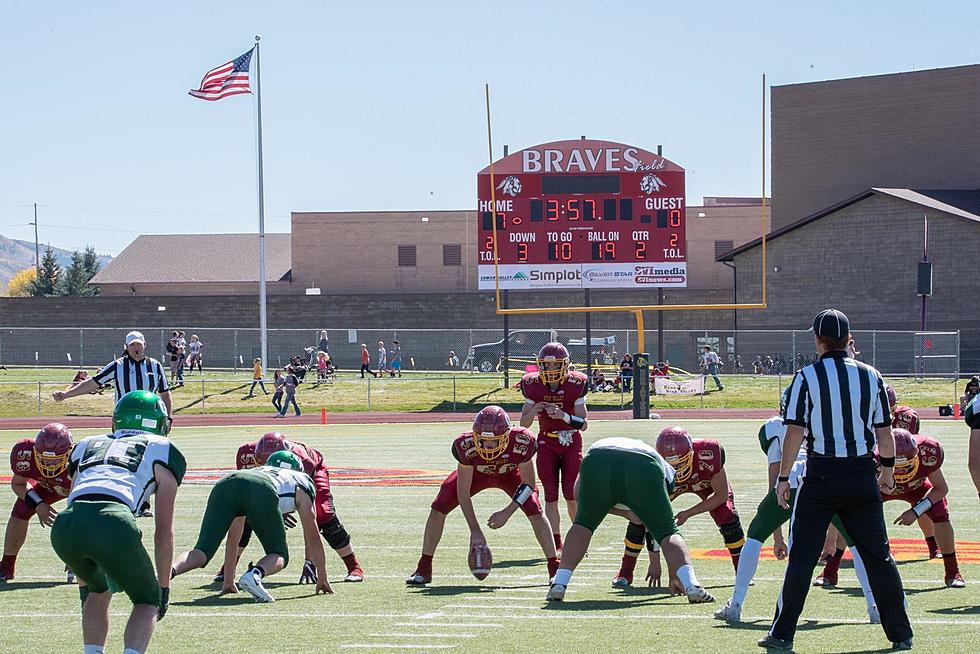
top-left (0, 568), bottom-right (12, 581)
top-left (546, 583), bottom-right (567, 602)
top-left (868, 605), bottom-right (881, 624)
top-left (714, 598), bottom-right (742, 622)
top-left (212, 569), bottom-right (225, 583)
top-left (686, 585), bottom-right (715, 604)
top-left (611, 576), bottom-right (631, 589)
top-left (946, 572), bottom-right (966, 588)
top-left (892, 639), bottom-right (913, 651)
top-left (813, 572), bottom-right (837, 587)
top-left (405, 571), bottom-right (431, 585)
top-left (344, 565), bottom-right (364, 583)
top-left (239, 569), bottom-right (274, 603)
top-left (757, 635), bottom-right (793, 650)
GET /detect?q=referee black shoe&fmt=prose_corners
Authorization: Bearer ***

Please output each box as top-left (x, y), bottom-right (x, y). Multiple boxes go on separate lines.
top-left (757, 635), bottom-right (793, 650)
top-left (892, 639), bottom-right (913, 650)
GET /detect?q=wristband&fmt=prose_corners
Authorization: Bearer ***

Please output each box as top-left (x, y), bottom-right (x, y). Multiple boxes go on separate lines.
top-left (566, 413), bottom-right (586, 429)
top-left (879, 456), bottom-right (896, 468)
top-left (912, 498), bottom-right (933, 517)
top-left (25, 489), bottom-right (43, 508)
top-left (512, 483), bottom-right (533, 506)
top-left (777, 476), bottom-right (789, 484)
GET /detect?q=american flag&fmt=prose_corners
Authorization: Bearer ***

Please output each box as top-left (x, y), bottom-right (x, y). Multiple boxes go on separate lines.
top-left (189, 48), bottom-right (254, 101)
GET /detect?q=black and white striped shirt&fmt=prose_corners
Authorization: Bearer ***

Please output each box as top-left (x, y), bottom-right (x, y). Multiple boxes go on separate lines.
top-left (783, 351), bottom-right (892, 457)
top-left (92, 355), bottom-right (171, 404)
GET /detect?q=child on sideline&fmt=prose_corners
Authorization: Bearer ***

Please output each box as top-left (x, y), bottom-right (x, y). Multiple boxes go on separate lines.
top-left (247, 357), bottom-right (269, 397)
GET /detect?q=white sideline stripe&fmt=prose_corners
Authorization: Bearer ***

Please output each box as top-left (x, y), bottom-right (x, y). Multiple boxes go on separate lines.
top-left (341, 646), bottom-right (456, 650)
top-left (435, 611), bottom-right (980, 626)
top-left (394, 623), bottom-right (502, 628)
top-left (369, 634), bottom-right (476, 639)
top-left (0, 612), bottom-right (416, 619)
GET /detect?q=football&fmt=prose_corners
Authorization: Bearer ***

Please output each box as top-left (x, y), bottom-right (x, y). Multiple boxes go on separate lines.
top-left (468, 542), bottom-right (493, 580)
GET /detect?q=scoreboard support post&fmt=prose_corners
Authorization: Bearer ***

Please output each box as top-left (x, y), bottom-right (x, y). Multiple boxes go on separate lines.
top-left (584, 289), bottom-right (592, 385)
top-left (502, 290), bottom-right (510, 387)
top-left (657, 289), bottom-right (665, 362)
top-left (632, 352), bottom-right (650, 419)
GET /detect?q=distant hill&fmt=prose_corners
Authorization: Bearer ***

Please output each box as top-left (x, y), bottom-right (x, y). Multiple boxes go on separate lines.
top-left (0, 234), bottom-right (113, 290)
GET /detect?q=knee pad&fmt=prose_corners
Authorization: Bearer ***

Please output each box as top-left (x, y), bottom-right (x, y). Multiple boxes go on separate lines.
top-left (719, 519), bottom-right (746, 552)
top-left (239, 522), bottom-right (253, 549)
top-left (624, 522), bottom-right (645, 554)
top-left (319, 516), bottom-right (351, 551)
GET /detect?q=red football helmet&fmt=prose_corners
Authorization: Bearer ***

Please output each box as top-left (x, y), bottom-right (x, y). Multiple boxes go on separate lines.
top-left (890, 428), bottom-right (920, 485)
top-left (34, 423), bottom-right (73, 479)
top-left (892, 406), bottom-right (920, 434)
top-left (656, 426), bottom-right (694, 483)
top-left (885, 384), bottom-right (897, 410)
top-left (255, 432), bottom-right (289, 465)
top-left (472, 405), bottom-right (512, 461)
top-left (537, 342), bottom-right (570, 385)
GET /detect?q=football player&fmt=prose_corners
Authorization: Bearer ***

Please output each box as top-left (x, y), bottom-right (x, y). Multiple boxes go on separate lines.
top-left (406, 405), bottom-right (559, 585)
top-left (967, 396), bottom-right (980, 498)
top-left (715, 395), bottom-right (878, 623)
top-left (520, 342), bottom-right (589, 551)
top-left (172, 451), bottom-right (333, 602)
top-left (891, 405), bottom-right (942, 559)
top-left (219, 431), bottom-right (364, 584)
top-left (881, 428), bottom-right (964, 587)
top-left (547, 436), bottom-right (713, 603)
top-left (1, 423), bottom-right (75, 582)
top-left (50, 391), bottom-right (184, 654)
top-left (612, 426), bottom-right (744, 587)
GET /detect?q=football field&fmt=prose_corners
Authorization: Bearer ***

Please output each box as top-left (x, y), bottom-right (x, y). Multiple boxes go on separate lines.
top-left (1, 418), bottom-right (977, 653)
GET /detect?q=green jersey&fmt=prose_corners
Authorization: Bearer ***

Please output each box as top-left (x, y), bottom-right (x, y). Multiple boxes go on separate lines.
top-left (67, 430), bottom-right (186, 513)
top-left (965, 396), bottom-right (980, 430)
top-left (757, 416), bottom-right (807, 489)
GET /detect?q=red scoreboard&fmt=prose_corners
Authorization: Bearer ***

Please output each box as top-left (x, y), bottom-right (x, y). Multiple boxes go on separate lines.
top-left (477, 139), bottom-right (687, 290)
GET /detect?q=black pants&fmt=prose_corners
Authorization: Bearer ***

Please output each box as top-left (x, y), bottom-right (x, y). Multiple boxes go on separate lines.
top-left (770, 456), bottom-right (912, 643)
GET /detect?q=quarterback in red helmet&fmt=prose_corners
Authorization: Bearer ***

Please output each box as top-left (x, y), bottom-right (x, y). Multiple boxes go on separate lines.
top-left (519, 341), bottom-right (589, 551)
top-left (613, 426), bottom-right (745, 587)
top-left (406, 405), bottom-right (559, 585)
top-left (1, 424), bottom-right (75, 582)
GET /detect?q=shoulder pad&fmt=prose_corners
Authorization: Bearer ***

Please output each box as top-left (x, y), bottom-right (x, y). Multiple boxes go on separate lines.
top-left (567, 371), bottom-right (589, 384)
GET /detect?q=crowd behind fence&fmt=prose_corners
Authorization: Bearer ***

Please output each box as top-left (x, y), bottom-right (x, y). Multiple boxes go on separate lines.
top-left (0, 327), bottom-right (963, 377)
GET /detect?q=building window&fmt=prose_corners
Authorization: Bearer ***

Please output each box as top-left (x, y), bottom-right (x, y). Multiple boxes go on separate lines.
top-left (714, 240), bottom-right (734, 259)
top-left (443, 244), bottom-right (462, 266)
top-left (398, 245), bottom-right (417, 267)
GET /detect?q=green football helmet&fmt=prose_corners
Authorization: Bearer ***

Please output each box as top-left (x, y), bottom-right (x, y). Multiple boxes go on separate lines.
top-left (266, 450), bottom-right (302, 471)
top-left (112, 390), bottom-right (170, 436)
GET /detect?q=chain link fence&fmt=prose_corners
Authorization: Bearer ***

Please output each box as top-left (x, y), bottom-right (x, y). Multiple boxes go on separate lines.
top-left (0, 327), bottom-right (962, 377)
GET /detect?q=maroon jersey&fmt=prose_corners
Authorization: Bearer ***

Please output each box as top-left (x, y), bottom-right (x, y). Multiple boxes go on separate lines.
top-left (880, 434), bottom-right (943, 495)
top-left (451, 427), bottom-right (536, 477)
top-left (520, 370), bottom-right (589, 438)
top-left (669, 439), bottom-right (726, 500)
top-left (9, 439), bottom-right (72, 499)
top-left (237, 439), bottom-right (325, 477)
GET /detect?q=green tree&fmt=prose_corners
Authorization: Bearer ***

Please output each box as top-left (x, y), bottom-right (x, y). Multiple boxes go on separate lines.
top-left (30, 246), bottom-right (62, 296)
top-left (82, 245), bottom-right (101, 279)
top-left (58, 250), bottom-right (86, 296)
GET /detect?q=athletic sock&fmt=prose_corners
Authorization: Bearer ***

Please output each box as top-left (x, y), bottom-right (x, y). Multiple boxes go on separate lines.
top-left (123, 649), bottom-right (141, 654)
top-left (848, 546), bottom-right (876, 610)
top-left (553, 533), bottom-right (563, 550)
top-left (552, 568), bottom-right (573, 586)
top-left (676, 564), bottom-right (699, 589)
top-left (0, 554), bottom-right (15, 575)
top-left (416, 554), bottom-right (433, 577)
top-left (617, 554), bottom-right (638, 582)
top-left (823, 548), bottom-right (845, 576)
top-left (732, 539), bottom-right (762, 605)
top-left (729, 550), bottom-right (741, 572)
top-left (547, 557), bottom-right (560, 577)
top-left (926, 535), bottom-right (940, 557)
top-left (342, 553), bottom-right (359, 573)
top-left (251, 565), bottom-right (266, 579)
top-left (83, 645), bottom-right (105, 654)
top-left (943, 552), bottom-right (960, 577)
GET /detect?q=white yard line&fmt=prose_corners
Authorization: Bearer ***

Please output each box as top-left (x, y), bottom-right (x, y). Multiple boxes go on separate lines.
top-left (394, 623), bottom-right (502, 628)
top-left (341, 645), bottom-right (456, 650)
top-left (369, 634), bottom-right (476, 639)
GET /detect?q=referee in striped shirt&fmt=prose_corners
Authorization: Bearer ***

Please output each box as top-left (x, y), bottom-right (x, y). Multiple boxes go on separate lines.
top-left (53, 330), bottom-right (173, 421)
top-left (759, 309), bottom-right (913, 651)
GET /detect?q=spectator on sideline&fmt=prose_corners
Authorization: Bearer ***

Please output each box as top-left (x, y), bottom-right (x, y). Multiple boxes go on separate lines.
top-left (178, 331), bottom-right (187, 350)
top-left (246, 358), bottom-right (269, 397)
top-left (390, 340), bottom-right (402, 377)
top-left (448, 351), bottom-right (460, 370)
top-left (166, 330), bottom-right (180, 383)
top-left (271, 369), bottom-right (284, 413)
top-left (66, 370), bottom-right (104, 395)
top-left (187, 334), bottom-right (204, 374)
top-left (620, 354), bottom-right (633, 391)
top-left (316, 351), bottom-right (329, 384)
top-left (276, 366), bottom-right (301, 417)
top-left (175, 345), bottom-right (186, 386)
top-left (701, 345), bottom-right (724, 391)
top-left (317, 330), bottom-right (330, 355)
top-left (360, 344), bottom-right (377, 378)
top-left (962, 376), bottom-right (980, 413)
top-left (378, 341), bottom-right (388, 375)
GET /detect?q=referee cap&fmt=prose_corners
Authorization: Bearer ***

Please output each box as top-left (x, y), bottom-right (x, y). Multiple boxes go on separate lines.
top-left (811, 309), bottom-right (849, 338)
top-left (125, 330), bottom-right (146, 346)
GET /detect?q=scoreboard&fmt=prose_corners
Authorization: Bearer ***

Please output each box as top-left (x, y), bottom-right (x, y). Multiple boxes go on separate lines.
top-left (477, 139), bottom-right (687, 290)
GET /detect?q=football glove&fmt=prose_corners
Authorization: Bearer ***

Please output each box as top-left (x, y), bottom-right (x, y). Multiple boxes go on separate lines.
top-left (299, 559), bottom-right (318, 584)
top-left (158, 587), bottom-right (170, 620)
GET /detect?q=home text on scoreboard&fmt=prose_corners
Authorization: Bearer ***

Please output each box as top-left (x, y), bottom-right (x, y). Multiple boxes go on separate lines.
top-left (476, 139), bottom-right (687, 290)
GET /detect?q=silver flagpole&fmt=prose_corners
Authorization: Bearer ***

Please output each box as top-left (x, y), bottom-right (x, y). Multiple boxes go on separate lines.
top-left (253, 35), bottom-right (269, 376)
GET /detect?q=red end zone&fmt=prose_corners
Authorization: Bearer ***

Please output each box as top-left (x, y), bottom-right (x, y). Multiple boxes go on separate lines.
top-left (692, 538), bottom-right (980, 564)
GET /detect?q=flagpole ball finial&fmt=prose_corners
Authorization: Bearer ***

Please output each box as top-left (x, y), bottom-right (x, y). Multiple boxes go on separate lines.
top-left (255, 35), bottom-right (261, 42)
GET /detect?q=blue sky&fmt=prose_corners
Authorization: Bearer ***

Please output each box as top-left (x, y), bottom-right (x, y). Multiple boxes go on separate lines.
top-left (1, 1), bottom-right (977, 255)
